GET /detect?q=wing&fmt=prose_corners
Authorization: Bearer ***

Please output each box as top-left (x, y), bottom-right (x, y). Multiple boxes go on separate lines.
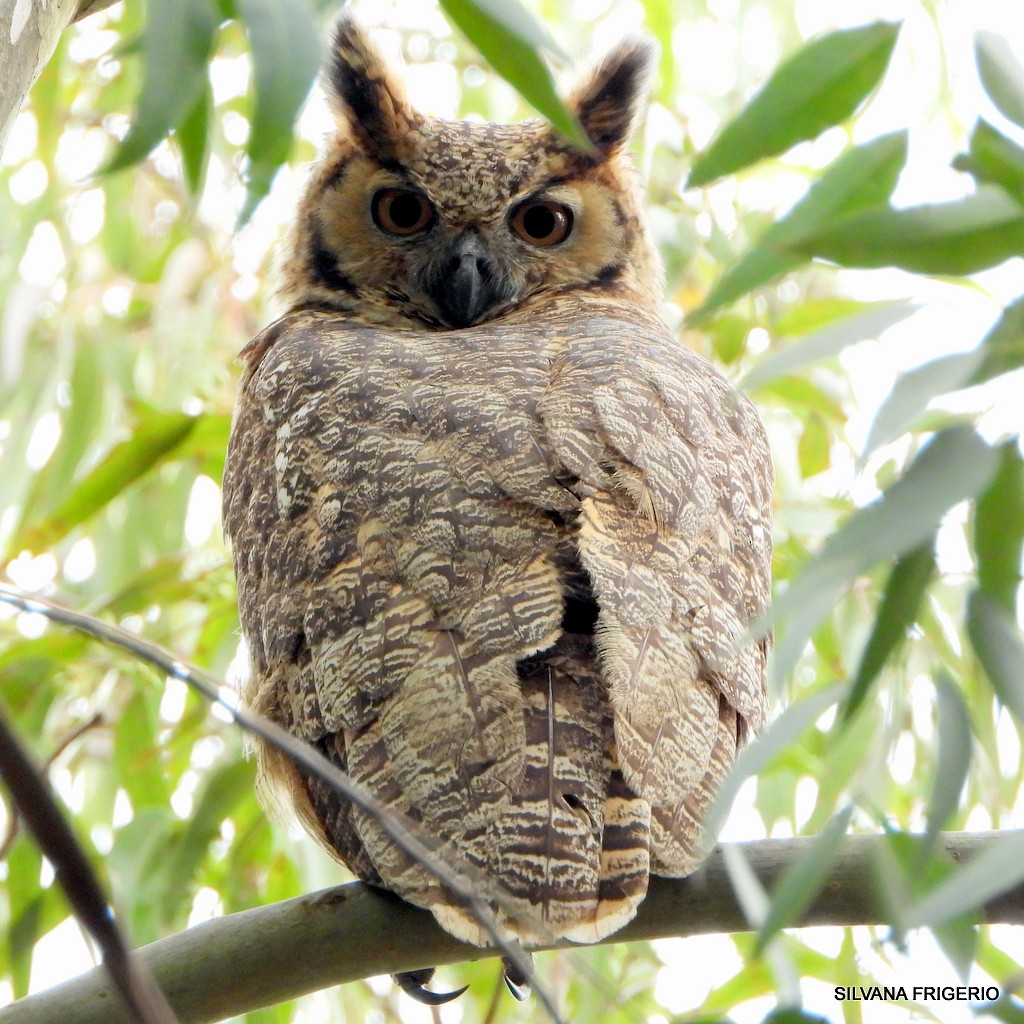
top-left (223, 309), bottom-right (646, 944)
top-left (224, 306), bottom-right (771, 945)
top-left (540, 315), bottom-right (773, 874)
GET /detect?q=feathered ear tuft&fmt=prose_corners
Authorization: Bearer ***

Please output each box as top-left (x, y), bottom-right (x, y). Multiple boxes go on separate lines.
top-left (326, 14), bottom-right (418, 157)
top-left (568, 38), bottom-right (656, 156)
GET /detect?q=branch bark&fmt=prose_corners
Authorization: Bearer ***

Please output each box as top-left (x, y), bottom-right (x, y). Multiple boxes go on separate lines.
top-left (2, 831), bottom-right (1020, 1024)
top-left (0, 0), bottom-right (118, 156)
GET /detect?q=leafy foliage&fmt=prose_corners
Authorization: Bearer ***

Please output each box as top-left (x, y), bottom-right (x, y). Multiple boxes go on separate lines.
top-left (2, 1), bottom-right (1023, 1022)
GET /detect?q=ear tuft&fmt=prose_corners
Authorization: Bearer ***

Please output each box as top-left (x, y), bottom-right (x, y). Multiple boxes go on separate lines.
top-left (326, 14), bottom-right (418, 157)
top-left (569, 38), bottom-right (657, 156)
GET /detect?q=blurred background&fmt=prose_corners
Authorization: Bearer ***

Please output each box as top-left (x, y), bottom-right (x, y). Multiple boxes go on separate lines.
top-left (1, 1), bottom-right (1022, 1021)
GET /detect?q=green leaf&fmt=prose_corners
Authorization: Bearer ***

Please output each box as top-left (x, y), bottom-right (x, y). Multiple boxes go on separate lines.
top-left (743, 301), bottom-right (916, 390)
top-left (864, 351), bottom-right (982, 453)
top-left (176, 80), bottom-right (212, 198)
top-left (771, 297), bottom-right (869, 337)
top-left (967, 589), bottom-right (1024, 727)
top-left (844, 544), bottom-right (936, 720)
top-left (756, 377), bottom-right (844, 425)
top-left (115, 690), bottom-right (170, 810)
top-left (439, 0), bottom-right (588, 149)
top-left (703, 685), bottom-right (845, 843)
top-left (108, 809), bottom-right (178, 943)
top-left (687, 21), bottom-right (900, 187)
top-left (103, 0), bottom-right (220, 173)
top-left (879, 830), bottom-right (978, 975)
top-left (694, 132), bottom-right (908, 320)
top-left (15, 341), bottom-right (106, 542)
top-left (984, 1001), bottom-right (1024, 1024)
top-left (967, 295), bottom-right (1024, 387)
top-left (976, 31), bottom-right (1024, 132)
top-left (770, 426), bottom-right (999, 684)
top-left (793, 186), bottom-right (1024, 274)
top-left (754, 805), bottom-right (854, 955)
top-left (237, 0), bottom-right (322, 226)
top-left (797, 414), bottom-right (830, 478)
top-left (903, 830), bottom-right (1024, 930)
top-left (954, 120), bottom-right (1024, 203)
top-left (709, 315), bottom-right (750, 364)
top-left (923, 674), bottom-right (972, 856)
top-left (161, 759), bottom-right (255, 925)
top-left (6, 840), bottom-right (44, 998)
top-left (974, 442), bottom-right (1024, 616)
top-left (14, 410), bottom-right (199, 553)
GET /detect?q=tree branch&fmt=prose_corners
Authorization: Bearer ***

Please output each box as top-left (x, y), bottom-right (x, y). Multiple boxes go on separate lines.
top-left (0, 706), bottom-right (178, 1024)
top-left (0, 0), bottom-right (114, 156)
top-left (1, 831), bottom-right (1020, 1024)
top-left (0, 585), bottom-right (554, 1017)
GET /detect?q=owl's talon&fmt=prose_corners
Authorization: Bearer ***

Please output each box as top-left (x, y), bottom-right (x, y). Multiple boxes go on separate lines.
top-left (502, 953), bottom-right (533, 1001)
top-left (394, 968), bottom-right (469, 1005)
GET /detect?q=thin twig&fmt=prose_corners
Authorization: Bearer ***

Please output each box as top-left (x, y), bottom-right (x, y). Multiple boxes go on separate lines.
top-left (0, 704), bottom-right (179, 1024)
top-left (0, 585), bottom-right (563, 1024)
top-left (0, 713), bottom-right (104, 861)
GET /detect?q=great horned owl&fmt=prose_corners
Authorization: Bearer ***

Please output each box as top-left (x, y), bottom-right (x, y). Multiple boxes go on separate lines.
top-left (223, 12), bottom-right (772, 1000)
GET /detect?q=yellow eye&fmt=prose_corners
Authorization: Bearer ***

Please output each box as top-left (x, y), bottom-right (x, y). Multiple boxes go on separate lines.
top-left (372, 188), bottom-right (435, 235)
top-left (510, 200), bottom-right (574, 247)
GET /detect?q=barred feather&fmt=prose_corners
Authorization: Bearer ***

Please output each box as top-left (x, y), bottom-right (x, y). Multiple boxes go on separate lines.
top-left (223, 13), bottom-right (772, 955)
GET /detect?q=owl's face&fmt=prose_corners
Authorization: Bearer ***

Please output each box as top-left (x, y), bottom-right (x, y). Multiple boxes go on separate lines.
top-left (276, 18), bottom-right (663, 329)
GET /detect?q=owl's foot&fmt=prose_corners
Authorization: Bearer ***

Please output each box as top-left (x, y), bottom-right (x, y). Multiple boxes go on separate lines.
top-left (393, 968), bottom-right (468, 1005)
top-left (502, 952), bottom-right (533, 1001)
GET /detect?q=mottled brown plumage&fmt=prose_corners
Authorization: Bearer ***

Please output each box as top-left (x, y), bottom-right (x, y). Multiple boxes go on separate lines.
top-left (223, 13), bottom-right (772, 957)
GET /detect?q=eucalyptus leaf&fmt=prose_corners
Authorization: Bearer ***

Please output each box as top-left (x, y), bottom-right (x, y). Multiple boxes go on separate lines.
top-left (160, 759), bottom-right (256, 926)
top-left (954, 120), bottom-right (1024, 203)
top-left (6, 841), bottom-right (44, 998)
top-left (793, 186), bottom-right (1024, 274)
top-left (177, 82), bottom-right (212, 198)
top-left (694, 132), bottom-right (907, 320)
top-left (102, 0), bottom-right (219, 173)
top-left (880, 830), bottom-right (978, 975)
top-left (976, 31), bottom-right (1024, 131)
top-left (754, 805), bottom-right (854, 955)
top-left (703, 685), bottom-right (845, 843)
top-left (770, 426), bottom-right (999, 684)
top-left (967, 294), bottom-right (1024, 386)
top-left (967, 589), bottom-right (1024, 726)
top-left (687, 21), bottom-right (899, 187)
top-left (844, 544), bottom-right (936, 721)
top-left (864, 351), bottom-right (983, 454)
top-left (13, 410), bottom-right (199, 553)
top-left (923, 674), bottom-right (972, 856)
top-left (237, 0), bottom-right (322, 226)
top-left (439, 0), bottom-right (587, 148)
top-left (447, 0), bottom-right (564, 56)
top-left (903, 830), bottom-right (1024, 930)
top-left (743, 300), bottom-right (916, 390)
top-left (974, 442), bottom-right (1024, 616)
top-left (797, 414), bottom-right (830, 478)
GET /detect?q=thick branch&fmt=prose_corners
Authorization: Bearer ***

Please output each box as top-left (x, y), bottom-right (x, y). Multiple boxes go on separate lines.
top-left (2, 831), bottom-right (1020, 1024)
top-left (0, 0), bottom-right (112, 155)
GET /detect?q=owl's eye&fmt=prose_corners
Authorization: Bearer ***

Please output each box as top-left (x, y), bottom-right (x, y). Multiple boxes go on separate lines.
top-left (509, 200), bottom-right (574, 247)
top-left (372, 188), bottom-right (435, 235)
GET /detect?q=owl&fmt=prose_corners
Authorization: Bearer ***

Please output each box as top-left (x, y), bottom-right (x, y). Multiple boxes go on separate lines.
top-left (223, 12), bottom-right (772, 1004)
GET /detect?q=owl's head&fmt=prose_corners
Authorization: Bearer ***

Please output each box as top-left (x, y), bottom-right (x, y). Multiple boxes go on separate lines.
top-left (276, 15), bottom-right (662, 329)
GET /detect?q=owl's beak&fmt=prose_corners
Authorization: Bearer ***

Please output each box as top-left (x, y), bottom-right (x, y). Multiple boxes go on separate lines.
top-left (431, 231), bottom-right (502, 328)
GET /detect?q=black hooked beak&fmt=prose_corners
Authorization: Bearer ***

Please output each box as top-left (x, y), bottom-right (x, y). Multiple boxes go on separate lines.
top-left (429, 230), bottom-right (502, 328)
